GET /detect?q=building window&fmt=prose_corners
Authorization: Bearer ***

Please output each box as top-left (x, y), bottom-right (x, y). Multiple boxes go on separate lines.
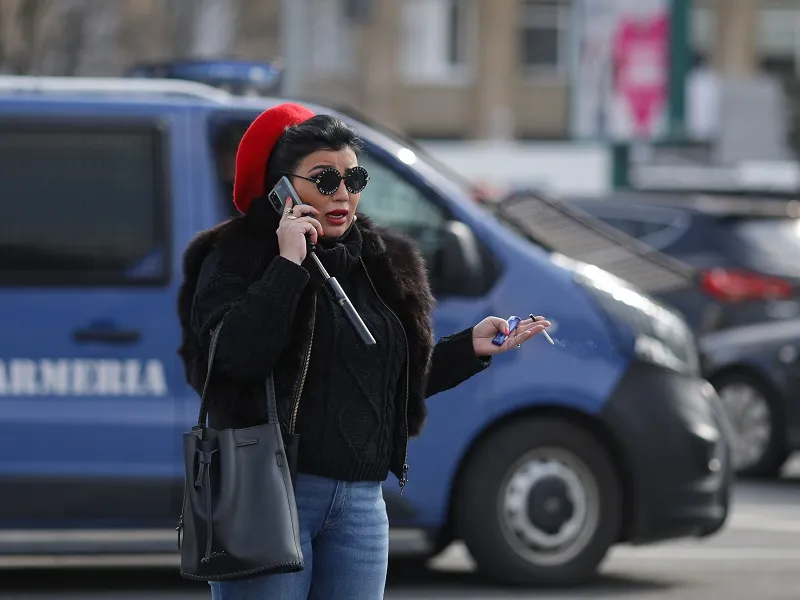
top-left (694, 3), bottom-right (800, 76)
top-left (307, 0), bottom-right (357, 75)
top-left (759, 5), bottom-right (800, 76)
top-left (519, 0), bottom-right (571, 74)
top-left (690, 4), bottom-right (714, 58)
top-left (400, 0), bottom-right (476, 84)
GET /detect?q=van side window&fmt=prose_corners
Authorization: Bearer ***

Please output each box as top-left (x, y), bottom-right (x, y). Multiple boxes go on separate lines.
top-left (210, 121), bottom-right (248, 219)
top-left (356, 152), bottom-right (447, 270)
top-left (0, 122), bottom-right (168, 286)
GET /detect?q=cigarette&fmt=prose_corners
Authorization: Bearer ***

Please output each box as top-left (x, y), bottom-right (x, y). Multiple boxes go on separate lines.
top-left (530, 313), bottom-right (555, 345)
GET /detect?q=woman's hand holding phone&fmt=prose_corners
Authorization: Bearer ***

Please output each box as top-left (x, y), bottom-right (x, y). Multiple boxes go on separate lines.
top-left (277, 198), bottom-right (325, 265)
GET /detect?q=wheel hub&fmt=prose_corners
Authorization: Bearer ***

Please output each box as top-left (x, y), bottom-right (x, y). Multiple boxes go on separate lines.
top-left (500, 449), bottom-right (598, 566)
top-left (527, 477), bottom-right (574, 535)
top-left (718, 381), bottom-right (771, 471)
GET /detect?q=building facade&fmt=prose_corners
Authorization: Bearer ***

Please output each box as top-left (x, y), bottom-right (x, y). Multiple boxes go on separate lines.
top-left (286, 0), bottom-right (797, 140)
top-left (0, 0), bottom-right (791, 141)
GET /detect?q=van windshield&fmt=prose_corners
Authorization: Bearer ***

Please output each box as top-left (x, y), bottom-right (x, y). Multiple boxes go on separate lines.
top-left (341, 115), bottom-right (532, 232)
top-left (328, 104), bottom-right (482, 197)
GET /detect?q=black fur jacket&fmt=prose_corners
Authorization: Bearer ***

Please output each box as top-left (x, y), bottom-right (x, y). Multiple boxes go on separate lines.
top-left (176, 201), bottom-right (491, 458)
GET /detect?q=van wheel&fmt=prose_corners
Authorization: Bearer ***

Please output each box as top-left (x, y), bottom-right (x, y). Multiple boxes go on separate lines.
top-left (455, 417), bottom-right (622, 586)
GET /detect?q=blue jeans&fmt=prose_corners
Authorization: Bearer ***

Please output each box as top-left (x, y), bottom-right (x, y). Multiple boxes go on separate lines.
top-left (209, 473), bottom-right (389, 600)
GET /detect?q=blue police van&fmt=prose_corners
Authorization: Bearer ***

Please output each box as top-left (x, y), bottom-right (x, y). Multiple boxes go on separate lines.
top-left (0, 75), bottom-right (732, 585)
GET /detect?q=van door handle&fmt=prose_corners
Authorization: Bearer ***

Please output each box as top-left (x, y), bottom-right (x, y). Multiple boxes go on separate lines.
top-left (73, 328), bottom-right (142, 344)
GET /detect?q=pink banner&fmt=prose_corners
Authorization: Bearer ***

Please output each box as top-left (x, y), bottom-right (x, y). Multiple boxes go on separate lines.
top-left (613, 12), bottom-right (670, 137)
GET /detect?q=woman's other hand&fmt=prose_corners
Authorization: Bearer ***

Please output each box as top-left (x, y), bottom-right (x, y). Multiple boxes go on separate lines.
top-left (471, 315), bottom-right (551, 356)
top-left (277, 198), bottom-right (325, 265)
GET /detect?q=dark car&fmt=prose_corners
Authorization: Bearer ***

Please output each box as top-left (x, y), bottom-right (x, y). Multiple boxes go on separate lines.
top-left (568, 192), bottom-right (800, 334)
top-left (699, 319), bottom-right (800, 477)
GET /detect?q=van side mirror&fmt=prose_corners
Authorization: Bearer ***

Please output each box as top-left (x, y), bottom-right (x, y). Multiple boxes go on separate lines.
top-left (434, 221), bottom-right (488, 296)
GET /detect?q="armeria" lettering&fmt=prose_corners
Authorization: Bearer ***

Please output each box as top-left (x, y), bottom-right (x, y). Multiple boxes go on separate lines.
top-left (0, 359), bottom-right (168, 396)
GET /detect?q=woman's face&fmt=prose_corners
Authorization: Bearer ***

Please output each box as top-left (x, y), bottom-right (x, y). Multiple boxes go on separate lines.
top-left (290, 147), bottom-right (361, 239)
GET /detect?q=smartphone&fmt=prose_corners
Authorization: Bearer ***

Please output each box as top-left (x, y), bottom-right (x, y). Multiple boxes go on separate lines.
top-left (268, 175), bottom-right (304, 215)
top-left (492, 315), bottom-right (521, 347)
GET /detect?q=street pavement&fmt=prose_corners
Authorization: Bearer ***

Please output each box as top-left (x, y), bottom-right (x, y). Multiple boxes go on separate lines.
top-left (5, 466), bottom-right (800, 600)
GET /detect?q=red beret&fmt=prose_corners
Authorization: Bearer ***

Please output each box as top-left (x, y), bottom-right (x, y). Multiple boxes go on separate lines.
top-left (233, 102), bottom-right (316, 214)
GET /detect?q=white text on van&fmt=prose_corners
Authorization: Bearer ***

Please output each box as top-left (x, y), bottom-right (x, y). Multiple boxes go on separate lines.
top-left (0, 359), bottom-right (168, 396)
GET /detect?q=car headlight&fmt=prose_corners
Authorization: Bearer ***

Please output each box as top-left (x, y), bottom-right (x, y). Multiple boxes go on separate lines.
top-left (573, 263), bottom-right (699, 375)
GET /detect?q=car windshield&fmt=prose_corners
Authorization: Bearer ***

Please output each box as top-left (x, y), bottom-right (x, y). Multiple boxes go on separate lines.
top-left (722, 218), bottom-right (800, 278)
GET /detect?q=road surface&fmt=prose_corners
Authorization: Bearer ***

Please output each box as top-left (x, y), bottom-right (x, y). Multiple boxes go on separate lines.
top-left (4, 476), bottom-right (800, 599)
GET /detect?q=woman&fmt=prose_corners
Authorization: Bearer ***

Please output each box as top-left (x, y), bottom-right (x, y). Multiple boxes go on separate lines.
top-left (176, 103), bottom-right (551, 600)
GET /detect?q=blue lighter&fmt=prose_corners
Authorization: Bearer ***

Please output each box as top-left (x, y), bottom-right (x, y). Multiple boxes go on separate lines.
top-left (492, 315), bottom-right (521, 347)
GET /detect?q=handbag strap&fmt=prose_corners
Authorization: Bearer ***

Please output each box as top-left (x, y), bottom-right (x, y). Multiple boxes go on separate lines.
top-left (196, 318), bottom-right (279, 428)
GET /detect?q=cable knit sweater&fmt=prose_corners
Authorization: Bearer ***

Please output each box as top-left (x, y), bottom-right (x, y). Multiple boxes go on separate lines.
top-left (278, 224), bottom-right (405, 481)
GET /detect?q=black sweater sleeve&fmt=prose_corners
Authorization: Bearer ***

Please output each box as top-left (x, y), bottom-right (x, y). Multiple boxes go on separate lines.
top-left (424, 326), bottom-right (491, 398)
top-left (190, 248), bottom-right (310, 381)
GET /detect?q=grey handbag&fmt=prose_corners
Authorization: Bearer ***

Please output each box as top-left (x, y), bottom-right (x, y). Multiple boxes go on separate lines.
top-left (178, 318), bottom-right (304, 581)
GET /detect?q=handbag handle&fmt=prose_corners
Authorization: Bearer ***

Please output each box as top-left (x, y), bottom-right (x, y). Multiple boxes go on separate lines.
top-left (196, 318), bottom-right (279, 428)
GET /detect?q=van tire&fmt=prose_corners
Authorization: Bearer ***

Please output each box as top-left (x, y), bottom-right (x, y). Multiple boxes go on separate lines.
top-left (455, 417), bottom-right (622, 586)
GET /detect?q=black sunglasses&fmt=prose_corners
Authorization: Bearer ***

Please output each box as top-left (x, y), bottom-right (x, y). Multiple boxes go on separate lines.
top-left (289, 166), bottom-right (370, 195)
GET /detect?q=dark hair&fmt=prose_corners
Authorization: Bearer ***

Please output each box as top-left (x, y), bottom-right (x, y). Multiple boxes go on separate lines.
top-left (264, 114), bottom-right (363, 192)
